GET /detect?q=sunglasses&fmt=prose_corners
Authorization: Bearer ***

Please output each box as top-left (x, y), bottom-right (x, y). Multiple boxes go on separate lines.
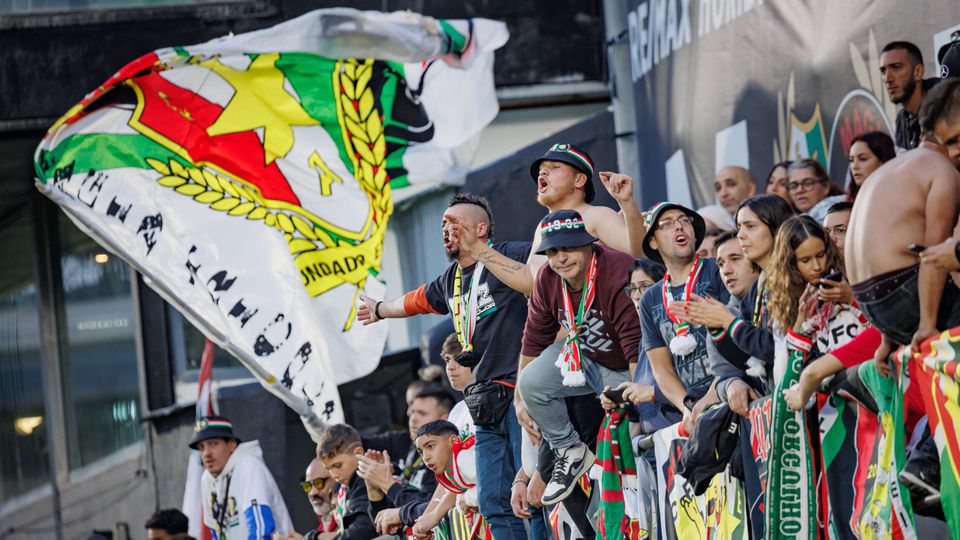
top-left (300, 477), bottom-right (331, 492)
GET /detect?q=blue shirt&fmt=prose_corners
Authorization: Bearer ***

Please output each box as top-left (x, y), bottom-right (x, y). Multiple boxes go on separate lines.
top-left (640, 257), bottom-right (729, 397)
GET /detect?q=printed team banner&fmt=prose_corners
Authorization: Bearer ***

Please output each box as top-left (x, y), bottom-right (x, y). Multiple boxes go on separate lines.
top-left (765, 337), bottom-right (819, 540)
top-left (623, 0), bottom-right (960, 206)
top-left (854, 351), bottom-right (917, 539)
top-left (33, 8), bottom-right (507, 432)
top-left (912, 328), bottom-right (960, 538)
top-left (651, 424), bottom-right (747, 540)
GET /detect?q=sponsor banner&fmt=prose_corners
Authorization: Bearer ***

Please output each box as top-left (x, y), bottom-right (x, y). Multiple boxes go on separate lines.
top-left (34, 8), bottom-right (506, 432)
top-left (623, 0), bottom-right (958, 206)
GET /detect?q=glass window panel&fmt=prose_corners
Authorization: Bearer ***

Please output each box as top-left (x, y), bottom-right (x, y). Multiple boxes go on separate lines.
top-left (0, 210), bottom-right (48, 504)
top-left (170, 307), bottom-right (242, 371)
top-left (59, 214), bottom-right (141, 469)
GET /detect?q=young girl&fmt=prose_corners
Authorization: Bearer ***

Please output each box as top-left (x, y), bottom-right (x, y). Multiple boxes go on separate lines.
top-left (763, 216), bottom-right (869, 408)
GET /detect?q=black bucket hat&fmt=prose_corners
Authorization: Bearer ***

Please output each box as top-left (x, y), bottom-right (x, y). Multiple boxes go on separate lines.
top-left (189, 415), bottom-right (241, 449)
top-left (535, 209), bottom-right (598, 255)
top-left (529, 143), bottom-right (596, 203)
top-left (641, 202), bottom-right (706, 264)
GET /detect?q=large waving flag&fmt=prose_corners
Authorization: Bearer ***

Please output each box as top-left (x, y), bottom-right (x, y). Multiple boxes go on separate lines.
top-left (33, 8), bottom-right (507, 435)
top-left (913, 329), bottom-right (960, 537)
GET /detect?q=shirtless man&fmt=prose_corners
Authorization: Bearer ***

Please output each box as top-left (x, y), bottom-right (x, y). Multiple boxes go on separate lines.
top-left (918, 79), bottom-right (960, 275)
top-left (846, 79), bottom-right (960, 364)
top-left (447, 143), bottom-right (646, 296)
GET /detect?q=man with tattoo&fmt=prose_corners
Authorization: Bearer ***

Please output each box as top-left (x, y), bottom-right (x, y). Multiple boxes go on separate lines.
top-left (447, 143), bottom-right (647, 297)
top-left (356, 192), bottom-right (531, 540)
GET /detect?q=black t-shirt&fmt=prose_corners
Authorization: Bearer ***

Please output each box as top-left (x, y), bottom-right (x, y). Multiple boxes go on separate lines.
top-left (424, 241), bottom-right (532, 385)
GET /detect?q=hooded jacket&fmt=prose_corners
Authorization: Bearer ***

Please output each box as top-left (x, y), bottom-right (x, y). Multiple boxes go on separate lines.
top-left (201, 440), bottom-right (293, 540)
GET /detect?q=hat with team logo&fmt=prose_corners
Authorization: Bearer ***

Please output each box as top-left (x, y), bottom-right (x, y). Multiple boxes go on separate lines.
top-left (530, 143), bottom-right (597, 202)
top-left (535, 209), bottom-right (598, 254)
top-left (188, 415), bottom-right (241, 449)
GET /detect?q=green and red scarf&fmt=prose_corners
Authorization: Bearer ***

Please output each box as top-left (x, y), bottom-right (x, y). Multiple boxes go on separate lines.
top-left (595, 407), bottom-right (637, 540)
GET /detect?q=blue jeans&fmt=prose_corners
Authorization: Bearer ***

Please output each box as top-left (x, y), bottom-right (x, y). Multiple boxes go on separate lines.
top-left (518, 342), bottom-right (630, 449)
top-left (475, 402), bottom-right (528, 540)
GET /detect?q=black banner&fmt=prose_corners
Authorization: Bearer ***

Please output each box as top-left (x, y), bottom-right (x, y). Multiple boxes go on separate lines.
top-left (624, 0), bottom-right (960, 207)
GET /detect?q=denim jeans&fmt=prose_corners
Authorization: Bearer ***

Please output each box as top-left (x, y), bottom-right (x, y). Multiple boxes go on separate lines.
top-left (854, 270), bottom-right (921, 346)
top-left (518, 342), bottom-right (630, 449)
top-left (476, 401), bottom-right (528, 540)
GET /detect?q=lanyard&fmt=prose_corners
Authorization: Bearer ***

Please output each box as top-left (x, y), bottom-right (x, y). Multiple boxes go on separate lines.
top-left (452, 261), bottom-right (485, 352)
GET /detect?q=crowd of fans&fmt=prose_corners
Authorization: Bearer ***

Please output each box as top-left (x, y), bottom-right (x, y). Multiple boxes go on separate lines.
top-left (126, 36), bottom-right (960, 540)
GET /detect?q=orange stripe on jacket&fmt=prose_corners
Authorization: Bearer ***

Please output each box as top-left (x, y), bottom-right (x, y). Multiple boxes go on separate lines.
top-left (403, 285), bottom-right (440, 315)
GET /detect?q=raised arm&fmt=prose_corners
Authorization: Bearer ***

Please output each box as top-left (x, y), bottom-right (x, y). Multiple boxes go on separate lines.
top-left (590, 172), bottom-right (646, 257)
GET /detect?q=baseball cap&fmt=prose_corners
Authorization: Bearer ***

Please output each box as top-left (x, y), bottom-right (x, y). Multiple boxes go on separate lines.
top-left (535, 209), bottom-right (598, 255)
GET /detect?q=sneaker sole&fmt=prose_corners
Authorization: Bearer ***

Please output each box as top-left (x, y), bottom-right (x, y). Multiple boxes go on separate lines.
top-left (540, 448), bottom-right (596, 506)
top-left (899, 471), bottom-right (940, 498)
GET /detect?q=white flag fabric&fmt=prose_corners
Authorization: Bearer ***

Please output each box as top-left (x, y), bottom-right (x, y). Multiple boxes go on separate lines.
top-left (33, 8), bottom-right (507, 435)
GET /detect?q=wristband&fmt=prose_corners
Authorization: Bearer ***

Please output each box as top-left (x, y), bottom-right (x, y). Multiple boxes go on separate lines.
top-left (375, 301), bottom-right (384, 319)
top-left (512, 479), bottom-right (528, 486)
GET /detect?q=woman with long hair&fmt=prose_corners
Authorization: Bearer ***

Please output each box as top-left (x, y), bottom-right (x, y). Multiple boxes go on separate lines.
top-left (762, 216), bottom-right (868, 406)
top-left (670, 194), bottom-right (794, 414)
top-left (847, 131), bottom-right (895, 201)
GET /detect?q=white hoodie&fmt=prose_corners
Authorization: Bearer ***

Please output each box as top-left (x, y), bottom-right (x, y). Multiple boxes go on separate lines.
top-left (201, 440), bottom-right (293, 540)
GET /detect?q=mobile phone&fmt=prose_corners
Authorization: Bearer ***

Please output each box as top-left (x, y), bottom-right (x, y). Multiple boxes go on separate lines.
top-left (602, 387), bottom-right (628, 405)
top-left (907, 243), bottom-right (926, 253)
top-left (820, 270), bottom-right (843, 288)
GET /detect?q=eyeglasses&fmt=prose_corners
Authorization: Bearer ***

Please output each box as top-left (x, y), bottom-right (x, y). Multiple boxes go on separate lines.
top-left (826, 226), bottom-right (847, 238)
top-left (624, 282), bottom-right (655, 296)
top-left (657, 216), bottom-right (694, 230)
top-left (787, 178), bottom-right (827, 191)
top-left (301, 477), bottom-right (331, 492)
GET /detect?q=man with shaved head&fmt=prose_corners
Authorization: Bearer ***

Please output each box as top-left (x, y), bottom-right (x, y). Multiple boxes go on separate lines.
top-left (357, 192), bottom-right (531, 540)
top-left (713, 165), bottom-right (756, 218)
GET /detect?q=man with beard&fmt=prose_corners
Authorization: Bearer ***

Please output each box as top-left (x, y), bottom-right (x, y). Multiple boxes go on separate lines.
top-left (445, 143), bottom-right (646, 297)
top-left (356, 193), bottom-right (530, 540)
top-left (847, 79), bottom-right (960, 355)
top-left (637, 203), bottom-right (731, 430)
top-left (297, 459), bottom-right (337, 539)
top-left (881, 41), bottom-right (939, 152)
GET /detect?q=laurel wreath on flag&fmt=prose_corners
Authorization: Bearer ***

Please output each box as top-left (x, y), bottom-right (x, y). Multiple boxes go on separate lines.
top-left (147, 57), bottom-right (392, 330)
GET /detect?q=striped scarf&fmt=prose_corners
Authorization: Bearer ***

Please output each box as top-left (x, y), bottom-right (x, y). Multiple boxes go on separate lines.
top-left (595, 408), bottom-right (636, 540)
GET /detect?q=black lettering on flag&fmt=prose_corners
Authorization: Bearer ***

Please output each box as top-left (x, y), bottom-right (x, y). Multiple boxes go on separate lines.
top-left (52, 161), bottom-right (75, 191)
top-left (295, 342), bottom-right (312, 363)
top-left (281, 362), bottom-right (294, 389)
top-left (322, 400), bottom-right (335, 420)
top-left (138, 213), bottom-right (163, 255)
top-left (228, 299), bottom-right (259, 327)
top-left (206, 270), bottom-right (237, 304)
top-left (106, 197), bottom-right (133, 223)
top-left (253, 313), bottom-right (292, 356)
top-left (79, 170), bottom-right (106, 208)
top-left (186, 245), bottom-right (202, 284)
